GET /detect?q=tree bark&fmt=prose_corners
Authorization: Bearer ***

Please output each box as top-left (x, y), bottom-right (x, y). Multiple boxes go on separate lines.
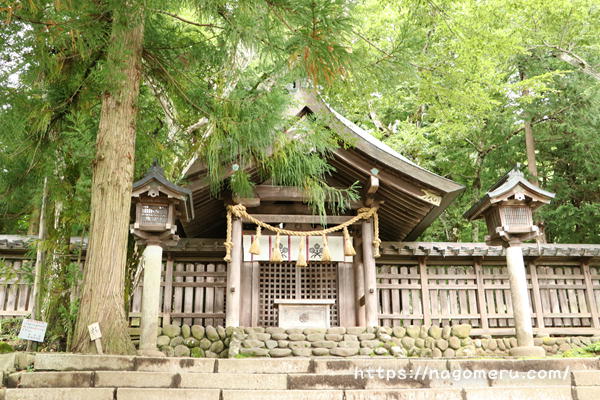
top-left (71, 5), bottom-right (145, 354)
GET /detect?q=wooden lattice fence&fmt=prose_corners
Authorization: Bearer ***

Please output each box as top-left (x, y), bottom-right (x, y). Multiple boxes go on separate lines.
top-left (376, 258), bottom-right (600, 335)
top-left (129, 258), bottom-right (227, 328)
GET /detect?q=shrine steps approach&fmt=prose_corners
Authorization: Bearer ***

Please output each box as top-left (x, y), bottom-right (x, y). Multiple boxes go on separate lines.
top-left (1, 353), bottom-right (600, 400)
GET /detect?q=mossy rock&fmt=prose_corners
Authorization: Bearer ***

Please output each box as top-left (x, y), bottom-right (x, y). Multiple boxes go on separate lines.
top-left (190, 347), bottom-right (205, 358)
top-left (0, 342), bottom-right (14, 354)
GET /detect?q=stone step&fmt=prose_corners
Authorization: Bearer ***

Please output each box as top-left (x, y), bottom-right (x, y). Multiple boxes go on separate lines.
top-left (22, 353), bottom-right (600, 375)
top-left (2, 388), bottom-right (115, 400)
top-left (116, 388), bottom-right (220, 400)
top-left (572, 370), bottom-right (600, 386)
top-left (216, 358), bottom-right (312, 373)
top-left (32, 353), bottom-right (214, 372)
top-left (221, 389), bottom-right (344, 400)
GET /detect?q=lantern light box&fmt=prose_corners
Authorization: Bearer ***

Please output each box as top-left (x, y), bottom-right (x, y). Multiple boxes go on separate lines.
top-left (130, 162), bottom-right (194, 243)
top-left (464, 166), bottom-right (555, 246)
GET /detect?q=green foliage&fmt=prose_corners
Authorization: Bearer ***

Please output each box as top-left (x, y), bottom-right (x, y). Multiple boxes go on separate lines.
top-left (0, 342), bottom-right (14, 354)
top-left (324, 0), bottom-right (600, 242)
top-left (562, 341), bottom-right (600, 358)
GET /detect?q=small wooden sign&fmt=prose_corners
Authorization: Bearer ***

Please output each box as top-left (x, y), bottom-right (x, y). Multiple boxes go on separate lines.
top-left (88, 322), bottom-right (103, 354)
top-left (18, 319), bottom-right (47, 342)
top-left (88, 322), bottom-right (102, 341)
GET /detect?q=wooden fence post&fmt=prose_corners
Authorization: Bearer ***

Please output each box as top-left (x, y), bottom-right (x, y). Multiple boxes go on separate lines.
top-left (474, 258), bottom-right (489, 333)
top-left (582, 259), bottom-right (600, 329)
top-left (162, 255), bottom-right (174, 326)
top-left (418, 257), bottom-right (431, 326)
top-left (528, 260), bottom-right (546, 334)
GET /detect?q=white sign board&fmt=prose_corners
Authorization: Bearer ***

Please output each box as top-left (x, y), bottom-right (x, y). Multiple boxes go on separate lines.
top-left (88, 322), bottom-right (102, 341)
top-left (18, 319), bottom-right (47, 342)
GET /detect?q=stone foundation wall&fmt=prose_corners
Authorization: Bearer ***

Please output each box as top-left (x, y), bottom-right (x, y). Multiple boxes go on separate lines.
top-left (156, 323), bottom-right (600, 358)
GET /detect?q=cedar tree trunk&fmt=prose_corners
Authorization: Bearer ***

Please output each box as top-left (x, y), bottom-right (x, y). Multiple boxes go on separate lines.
top-left (71, 5), bottom-right (144, 354)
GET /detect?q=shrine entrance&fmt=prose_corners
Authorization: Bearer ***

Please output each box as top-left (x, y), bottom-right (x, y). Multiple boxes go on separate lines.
top-left (257, 261), bottom-right (339, 327)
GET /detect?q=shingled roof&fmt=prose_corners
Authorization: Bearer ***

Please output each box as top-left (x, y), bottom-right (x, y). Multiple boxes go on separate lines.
top-left (182, 88), bottom-right (464, 240)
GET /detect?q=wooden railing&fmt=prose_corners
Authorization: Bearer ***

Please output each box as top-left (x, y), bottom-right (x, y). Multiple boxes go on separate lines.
top-left (376, 242), bottom-right (600, 336)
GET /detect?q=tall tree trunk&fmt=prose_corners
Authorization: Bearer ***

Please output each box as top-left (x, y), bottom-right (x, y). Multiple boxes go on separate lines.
top-left (71, 4), bottom-right (145, 354)
top-left (523, 118), bottom-right (538, 182)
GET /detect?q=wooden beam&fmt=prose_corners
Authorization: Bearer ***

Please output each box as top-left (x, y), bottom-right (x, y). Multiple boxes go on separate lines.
top-left (255, 185), bottom-right (307, 202)
top-left (245, 214), bottom-right (360, 225)
top-left (367, 175), bottom-right (379, 194)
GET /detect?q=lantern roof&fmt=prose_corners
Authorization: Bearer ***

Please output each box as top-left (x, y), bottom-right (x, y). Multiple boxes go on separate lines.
top-left (132, 161), bottom-right (195, 222)
top-left (464, 165), bottom-right (555, 221)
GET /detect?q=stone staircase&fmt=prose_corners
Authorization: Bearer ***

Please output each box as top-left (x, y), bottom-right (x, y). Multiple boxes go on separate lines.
top-left (1, 353), bottom-right (599, 399)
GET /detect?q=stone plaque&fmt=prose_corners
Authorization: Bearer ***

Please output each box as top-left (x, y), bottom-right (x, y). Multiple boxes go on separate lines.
top-left (275, 300), bottom-right (335, 329)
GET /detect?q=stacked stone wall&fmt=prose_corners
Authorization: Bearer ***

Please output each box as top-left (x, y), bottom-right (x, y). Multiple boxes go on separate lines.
top-left (155, 322), bottom-right (600, 358)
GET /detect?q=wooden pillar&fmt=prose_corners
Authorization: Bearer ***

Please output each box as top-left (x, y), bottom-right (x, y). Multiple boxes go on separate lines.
top-left (226, 217), bottom-right (242, 327)
top-left (353, 235), bottom-right (366, 326)
top-left (361, 219), bottom-right (378, 327)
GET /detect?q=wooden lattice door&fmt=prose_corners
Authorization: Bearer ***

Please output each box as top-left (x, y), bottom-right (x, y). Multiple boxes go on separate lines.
top-left (258, 262), bottom-right (339, 327)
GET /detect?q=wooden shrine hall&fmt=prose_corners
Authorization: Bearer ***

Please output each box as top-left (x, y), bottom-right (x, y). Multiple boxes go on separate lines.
top-left (176, 88), bottom-right (465, 329)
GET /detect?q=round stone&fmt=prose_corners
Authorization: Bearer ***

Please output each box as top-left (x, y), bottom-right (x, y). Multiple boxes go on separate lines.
top-left (428, 326), bottom-right (443, 340)
top-left (288, 333), bottom-right (306, 341)
top-left (448, 336), bottom-right (461, 350)
top-left (330, 347), bottom-right (359, 357)
top-left (443, 348), bottom-right (455, 357)
top-left (310, 340), bottom-right (336, 349)
top-left (270, 348), bottom-right (292, 357)
top-left (392, 327), bottom-right (406, 338)
top-left (374, 347), bottom-right (388, 355)
top-left (312, 348), bottom-right (330, 356)
top-left (190, 347), bottom-right (204, 358)
top-left (401, 337), bottom-right (415, 349)
top-left (181, 324), bottom-right (191, 338)
top-left (390, 346), bottom-right (405, 357)
top-left (436, 339), bottom-right (449, 351)
top-left (199, 338), bottom-right (212, 350)
top-left (162, 324), bottom-right (181, 338)
top-left (174, 344), bottom-right (190, 357)
top-left (292, 348), bottom-right (312, 357)
top-left (170, 336), bottom-right (184, 347)
top-left (157, 335), bottom-right (170, 347)
top-left (210, 340), bottom-right (225, 353)
top-left (406, 326), bottom-right (420, 338)
top-left (217, 326), bottom-right (227, 339)
top-left (442, 326), bottom-right (452, 339)
top-left (306, 333), bottom-right (326, 342)
top-left (206, 326), bottom-right (219, 341)
top-left (183, 337), bottom-right (199, 348)
top-left (451, 324), bottom-right (471, 339)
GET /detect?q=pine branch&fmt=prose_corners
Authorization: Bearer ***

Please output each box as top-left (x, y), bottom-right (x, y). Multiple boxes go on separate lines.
top-left (152, 9), bottom-right (224, 30)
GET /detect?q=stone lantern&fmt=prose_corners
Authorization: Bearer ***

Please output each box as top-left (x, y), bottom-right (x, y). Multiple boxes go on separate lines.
top-left (465, 165), bottom-right (554, 357)
top-left (130, 161), bottom-right (194, 356)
